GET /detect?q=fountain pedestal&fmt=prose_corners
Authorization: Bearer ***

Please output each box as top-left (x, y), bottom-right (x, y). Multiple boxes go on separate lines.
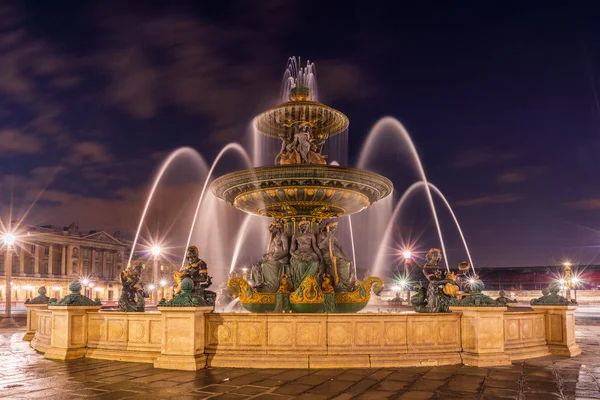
top-left (531, 305), bottom-right (581, 357)
top-left (450, 306), bottom-right (511, 367)
top-left (44, 305), bottom-right (101, 360)
top-left (22, 303), bottom-right (48, 341)
top-left (154, 306), bottom-right (214, 371)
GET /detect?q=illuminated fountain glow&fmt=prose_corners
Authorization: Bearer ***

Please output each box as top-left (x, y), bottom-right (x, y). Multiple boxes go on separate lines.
top-left (130, 57), bottom-right (476, 312)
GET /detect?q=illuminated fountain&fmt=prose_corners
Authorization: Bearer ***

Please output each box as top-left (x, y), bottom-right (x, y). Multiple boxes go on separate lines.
top-left (211, 66), bottom-right (392, 312)
top-left (24, 58), bottom-right (582, 370)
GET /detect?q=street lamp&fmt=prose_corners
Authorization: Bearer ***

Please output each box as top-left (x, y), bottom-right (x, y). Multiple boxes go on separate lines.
top-left (563, 262), bottom-right (573, 301)
top-left (0, 233), bottom-right (19, 328)
top-left (159, 279), bottom-right (167, 299)
top-left (151, 245), bottom-right (161, 304)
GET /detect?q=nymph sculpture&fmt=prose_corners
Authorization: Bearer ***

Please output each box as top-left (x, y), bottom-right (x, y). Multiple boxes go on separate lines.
top-left (317, 221), bottom-right (355, 291)
top-left (118, 262), bottom-right (149, 312)
top-left (290, 220), bottom-right (323, 289)
top-left (251, 221), bottom-right (289, 292)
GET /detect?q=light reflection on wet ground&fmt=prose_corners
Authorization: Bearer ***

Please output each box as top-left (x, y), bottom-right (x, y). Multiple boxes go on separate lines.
top-left (0, 322), bottom-right (599, 399)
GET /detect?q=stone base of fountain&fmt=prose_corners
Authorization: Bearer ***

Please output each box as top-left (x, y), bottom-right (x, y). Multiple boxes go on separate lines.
top-left (27, 303), bottom-right (580, 370)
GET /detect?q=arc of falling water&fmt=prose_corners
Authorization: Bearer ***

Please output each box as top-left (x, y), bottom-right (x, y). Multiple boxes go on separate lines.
top-left (229, 214), bottom-right (254, 273)
top-left (358, 116), bottom-right (449, 270)
top-left (181, 143), bottom-right (253, 268)
top-left (128, 147), bottom-right (208, 267)
top-left (373, 181), bottom-right (475, 276)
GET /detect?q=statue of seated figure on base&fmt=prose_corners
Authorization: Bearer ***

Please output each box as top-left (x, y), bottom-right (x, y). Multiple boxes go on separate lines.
top-left (172, 246), bottom-right (216, 305)
top-left (290, 220), bottom-right (323, 290)
top-left (317, 221), bottom-right (355, 292)
top-left (251, 221), bottom-right (289, 292)
top-left (119, 262), bottom-right (149, 312)
top-left (411, 249), bottom-right (461, 313)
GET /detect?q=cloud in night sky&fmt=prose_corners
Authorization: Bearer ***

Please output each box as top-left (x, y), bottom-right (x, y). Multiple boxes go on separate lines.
top-left (566, 198), bottom-right (600, 210)
top-left (0, 129), bottom-right (43, 155)
top-left (453, 194), bottom-right (521, 207)
top-left (496, 166), bottom-right (546, 184)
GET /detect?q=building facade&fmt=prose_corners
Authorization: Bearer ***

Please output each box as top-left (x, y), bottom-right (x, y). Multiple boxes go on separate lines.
top-left (0, 224), bottom-right (127, 303)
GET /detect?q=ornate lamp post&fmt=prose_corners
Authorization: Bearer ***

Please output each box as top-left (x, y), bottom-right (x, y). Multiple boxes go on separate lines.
top-left (0, 233), bottom-right (19, 328)
top-left (151, 245), bottom-right (161, 304)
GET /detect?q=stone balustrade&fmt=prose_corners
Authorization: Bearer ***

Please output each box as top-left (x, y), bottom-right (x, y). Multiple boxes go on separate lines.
top-left (28, 305), bottom-right (581, 370)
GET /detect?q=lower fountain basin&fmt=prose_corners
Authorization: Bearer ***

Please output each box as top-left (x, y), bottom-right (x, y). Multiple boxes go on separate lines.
top-left (228, 276), bottom-right (383, 313)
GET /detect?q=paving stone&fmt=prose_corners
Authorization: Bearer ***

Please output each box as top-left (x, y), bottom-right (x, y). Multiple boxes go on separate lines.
top-left (272, 383), bottom-right (312, 395)
top-left (395, 390), bottom-right (435, 400)
top-left (375, 379), bottom-right (409, 391)
top-left (445, 374), bottom-right (485, 393)
top-left (484, 378), bottom-right (520, 391)
top-left (408, 378), bottom-right (445, 391)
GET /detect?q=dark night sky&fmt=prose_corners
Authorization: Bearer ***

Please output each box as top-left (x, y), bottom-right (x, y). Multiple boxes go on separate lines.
top-left (1, 1), bottom-right (600, 268)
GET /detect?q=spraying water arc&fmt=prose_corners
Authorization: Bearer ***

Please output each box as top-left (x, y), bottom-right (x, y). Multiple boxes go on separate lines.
top-left (373, 181), bottom-right (475, 277)
top-left (182, 142), bottom-right (254, 268)
top-left (359, 117), bottom-right (449, 270)
top-left (128, 147), bottom-right (208, 267)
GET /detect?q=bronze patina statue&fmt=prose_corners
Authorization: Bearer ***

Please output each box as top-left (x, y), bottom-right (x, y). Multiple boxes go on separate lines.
top-left (169, 246), bottom-right (215, 306)
top-left (251, 221), bottom-right (289, 292)
top-left (118, 262), bottom-right (149, 312)
top-left (317, 221), bottom-right (355, 291)
top-left (411, 249), bottom-right (462, 312)
top-left (25, 286), bottom-right (53, 304)
top-left (290, 220), bottom-right (323, 289)
top-left (496, 290), bottom-right (518, 304)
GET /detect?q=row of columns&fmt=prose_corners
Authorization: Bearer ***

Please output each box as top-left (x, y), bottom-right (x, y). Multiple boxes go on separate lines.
top-left (12, 244), bottom-right (124, 279)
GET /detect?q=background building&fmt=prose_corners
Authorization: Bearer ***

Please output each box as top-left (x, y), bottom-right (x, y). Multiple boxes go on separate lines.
top-left (0, 223), bottom-right (127, 303)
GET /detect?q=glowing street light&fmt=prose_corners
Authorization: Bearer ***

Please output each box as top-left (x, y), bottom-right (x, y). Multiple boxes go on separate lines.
top-left (0, 232), bottom-right (18, 328)
top-left (151, 245), bottom-right (161, 257)
top-left (159, 279), bottom-right (167, 287)
top-left (81, 278), bottom-right (90, 286)
top-left (148, 284), bottom-right (156, 291)
top-left (150, 244), bottom-right (162, 304)
top-left (402, 250), bottom-right (412, 259)
top-left (3, 233), bottom-right (16, 246)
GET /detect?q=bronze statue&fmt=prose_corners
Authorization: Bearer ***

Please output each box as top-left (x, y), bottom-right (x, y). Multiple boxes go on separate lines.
top-left (410, 249), bottom-right (461, 313)
top-left (290, 220), bottom-right (323, 289)
top-left (317, 221), bottom-right (355, 291)
top-left (118, 262), bottom-right (149, 312)
top-left (251, 221), bottom-right (289, 292)
top-left (171, 246), bottom-right (215, 305)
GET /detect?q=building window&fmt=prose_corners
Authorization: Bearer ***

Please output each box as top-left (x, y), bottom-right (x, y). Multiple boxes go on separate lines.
top-left (95, 250), bottom-right (99, 260)
top-left (43, 262), bottom-right (48, 274)
top-left (44, 246), bottom-right (49, 255)
top-left (106, 252), bottom-right (111, 260)
top-left (30, 244), bottom-right (36, 253)
top-left (83, 248), bottom-right (89, 257)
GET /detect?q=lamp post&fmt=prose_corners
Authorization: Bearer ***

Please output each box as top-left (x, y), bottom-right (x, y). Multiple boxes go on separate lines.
top-left (159, 279), bottom-right (167, 300)
top-left (0, 233), bottom-right (19, 328)
top-left (402, 250), bottom-right (412, 301)
top-left (151, 246), bottom-right (161, 304)
top-left (563, 262), bottom-right (573, 302)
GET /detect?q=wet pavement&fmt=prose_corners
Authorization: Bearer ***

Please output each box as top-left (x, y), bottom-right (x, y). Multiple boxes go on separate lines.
top-left (1, 322), bottom-right (600, 400)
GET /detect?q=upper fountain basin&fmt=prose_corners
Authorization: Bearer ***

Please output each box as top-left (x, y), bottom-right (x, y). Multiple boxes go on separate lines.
top-left (211, 165), bottom-right (393, 221)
